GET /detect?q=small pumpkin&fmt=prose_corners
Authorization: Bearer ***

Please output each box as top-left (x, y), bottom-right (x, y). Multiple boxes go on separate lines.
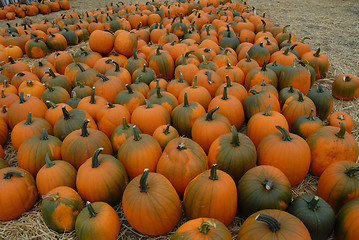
top-left (331, 74), bottom-right (359, 100)
top-left (327, 111), bottom-right (353, 133)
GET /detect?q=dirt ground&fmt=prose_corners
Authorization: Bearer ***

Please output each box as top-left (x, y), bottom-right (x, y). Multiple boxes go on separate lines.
top-left (0, 0), bottom-right (358, 239)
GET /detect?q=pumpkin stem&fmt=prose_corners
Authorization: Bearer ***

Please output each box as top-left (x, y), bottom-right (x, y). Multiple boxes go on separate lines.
top-left (178, 71), bottom-right (184, 82)
top-left (225, 75), bottom-right (232, 87)
top-left (40, 128), bottom-right (49, 140)
top-left (191, 76), bottom-right (198, 88)
top-left (230, 125), bottom-right (240, 147)
top-left (156, 86), bottom-right (163, 98)
top-left (275, 125), bottom-right (293, 141)
top-left (90, 87), bottom-right (96, 104)
top-left (205, 71), bottom-right (212, 84)
top-left (262, 178), bottom-right (274, 191)
top-left (263, 104), bottom-right (271, 116)
top-left (86, 201), bottom-right (98, 218)
top-left (306, 109), bottom-right (315, 121)
top-left (80, 120), bottom-right (90, 137)
top-left (249, 89), bottom-right (260, 95)
top-left (121, 117), bottom-right (130, 130)
top-left (245, 52), bottom-right (251, 62)
top-left (140, 168), bottom-right (150, 193)
top-left (261, 61), bottom-right (267, 71)
top-left (3, 169), bottom-right (25, 179)
top-left (316, 83), bottom-right (324, 93)
top-left (183, 92), bottom-right (190, 107)
top-left (301, 37), bottom-right (311, 43)
top-left (198, 220), bottom-right (215, 235)
top-left (133, 125), bottom-right (142, 141)
top-left (307, 195), bottom-right (320, 211)
top-left (163, 124), bottom-right (170, 135)
top-left (255, 214), bottom-right (281, 232)
top-left (313, 48), bottom-right (321, 57)
top-left (45, 152), bottom-right (55, 168)
top-left (76, 62), bottom-right (86, 72)
top-left (282, 25), bottom-right (290, 33)
top-left (145, 99), bottom-right (152, 109)
top-left (209, 164), bottom-right (218, 180)
top-left (96, 73), bottom-right (109, 82)
top-left (91, 148), bottom-right (103, 168)
top-left (23, 112), bottom-right (33, 125)
top-left (125, 84), bottom-right (134, 94)
top-left (1, 105), bottom-right (7, 114)
top-left (221, 86), bottom-right (228, 100)
top-left (283, 47), bottom-right (290, 56)
top-left (19, 92), bottom-right (26, 104)
top-left (343, 75), bottom-right (351, 82)
top-left (344, 167), bottom-right (359, 177)
top-left (46, 68), bottom-right (57, 78)
top-left (297, 90), bottom-right (304, 102)
top-left (8, 56), bottom-right (15, 64)
top-left (61, 105), bottom-right (71, 120)
top-left (335, 122), bottom-right (346, 139)
top-left (206, 106), bottom-right (219, 121)
top-left (177, 138), bottom-right (187, 150)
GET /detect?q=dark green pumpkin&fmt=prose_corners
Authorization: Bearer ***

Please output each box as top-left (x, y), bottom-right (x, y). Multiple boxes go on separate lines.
top-left (148, 47), bottom-right (174, 81)
top-left (132, 64), bottom-right (156, 85)
top-left (207, 126), bottom-right (257, 183)
top-left (267, 60), bottom-right (284, 78)
top-left (43, 68), bottom-right (72, 93)
top-left (287, 195), bottom-right (335, 240)
top-left (124, 49), bottom-right (147, 76)
top-left (41, 186), bottom-right (84, 233)
top-left (306, 83), bottom-right (333, 120)
top-left (72, 82), bottom-right (92, 99)
top-left (237, 165), bottom-right (292, 219)
top-left (247, 42), bottom-right (271, 66)
top-left (278, 85), bottom-right (297, 108)
top-left (41, 85), bottom-right (70, 106)
top-left (61, 28), bottom-right (78, 45)
top-left (72, 63), bottom-right (99, 88)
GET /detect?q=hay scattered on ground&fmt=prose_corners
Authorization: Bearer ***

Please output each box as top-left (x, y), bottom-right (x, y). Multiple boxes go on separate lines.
top-left (0, 0), bottom-right (358, 239)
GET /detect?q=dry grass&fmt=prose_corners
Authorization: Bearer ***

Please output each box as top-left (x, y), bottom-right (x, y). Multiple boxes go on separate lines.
top-left (1, 0), bottom-right (358, 239)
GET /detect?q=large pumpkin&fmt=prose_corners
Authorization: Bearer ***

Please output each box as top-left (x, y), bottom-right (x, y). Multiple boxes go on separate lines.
top-left (335, 198), bottom-right (359, 240)
top-left (41, 186), bottom-right (84, 233)
top-left (183, 164), bottom-right (237, 226)
top-left (0, 167), bottom-right (38, 221)
top-left (122, 169), bottom-right (182, 235)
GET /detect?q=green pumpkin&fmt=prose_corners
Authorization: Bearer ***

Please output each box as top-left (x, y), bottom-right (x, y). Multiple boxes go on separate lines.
top-left (41, 186), bottom-right (84, 233)
top-left (237, 165), bottom-right (292, 219)
top-left (288, 195), bottom-right (335, 240)
top-left (278, 85), bottom-right (297, 108)
top-left (306, 83), bottom-right (333, 120)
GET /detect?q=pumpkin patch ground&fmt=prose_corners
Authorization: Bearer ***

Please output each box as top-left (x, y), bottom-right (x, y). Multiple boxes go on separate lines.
top-left (0, 0), bottom-right (358, 239)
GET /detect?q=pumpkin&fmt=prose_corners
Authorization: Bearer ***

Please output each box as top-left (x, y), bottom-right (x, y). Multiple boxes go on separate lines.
top-left (247, 42), bottom-right (270, 66)
top-left (42, 68), bottom-right (72, 93)
top-left (105, 59), bottom-right (131, 85)
top-left (71, 62), bottom-right (98, 87)
top-left (114, 31), bottom-right (137, 57)
top-left (114, 84), bottom-right (146, 114)
top-left (11, 112), bottom-right (53, 151)
top-left (61, 119), bottom-right (112, 169)
top-left (237, 165), bottom-right (292, 219)
top-left (287, 195), bottom-right (335, 240)
top-left (305, 84), bottom-right (333, 121)
top-left (156, 137), bottom-right (207, 196)
top-left (257, 125), bottom-right (311, 186)
top-left (152, 124), bottom-right (179, 150)
top-left (301, 48), bottom-right (329, 79)
top-left (89, 30), bottom-right (114, 55)
top-left (76, 148), bottom-right (128, 206)
top-left (317, 161), bottom-right (359, 213)
top-left (237, 210), bottom-right (311, 240)
top-left (41, 186), bottom-right (84, 233)
top-left (335, 198), bottom-right (359, 240)
top-left (75, 201), bottom-right (121, 240)
top-left (124, 49), bottom-right (147, 76)
top-left (278, 85), bottom-right (297, 107)
top-left (236, 52), bottom-right (260, 76)
top-left (25, 38), bottom-right (48, 59)
top-left (171, 218), bottom-right (232, 240)
top-left (244, 61), bottom-right (278, 91)
top-left (148, 47), bottom-right (175, 81)
top-left (36, 153), bottom-right (77, 196)
top-left (0, 167), bottom-right (38, 221)
top-left (332, 74), bottom-right (359, 100)
top-left (307, 122), bottom-right (359, 176)
top-left (291, 108), bottom-right (323, 139)
top-left (122, 169), bottom-right (182, 235)
top-left (278, 59), bottom-right (311, 94)
top-left (131, 99), bottom-right (170, 135)
top-left (246, 104), bottom-right (289, 148)
top-left (47, 51), bottom-right (73, 75)
top-left (327, 111), bottom-right (353, 133)
top-left (117, 126), bottom-right (162, 179)
top-left (166, 71), bottom-right (190, 99)
top-left (46, 32), bottom-right (68, 51)
top-left (53, 106), bottom-right (97, 141)
top-left (111, 117), bottom-right (139, 154)
top-left (148, 87), bottom-right (178, 114)
top-left (1, 57), bottom-right (30, 79)
top-left (183, 164), bottom-right (237, 226)
top-left (243, 90), bottom-right (281, 121)
top-left (191, 106), bottom-right (232, 153)
top-left (41, 84), bottom-right (71, 106)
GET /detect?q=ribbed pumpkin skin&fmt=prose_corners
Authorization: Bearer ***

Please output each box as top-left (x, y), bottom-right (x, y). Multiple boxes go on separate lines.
top-left (208, 129), bottom-right (257, 183)
top-left (41, 186), bottom-right (84, 233)
top-left (290, 112), bottom-right (323, 139)
top-left (183, 166), bottom-right (238, 226)
top-left (317, 161), bottom-right (359, 213)
top-left (279, 62), bottom-right (311, 94)
top-left (117, 133), bottom-right (162, 179)
top-left (245, 65), bottom-right (278, 91)
top-left (301, 49), bottom-right (329, 79)
top-left (61, 128), bottom-right (113, 169)
top-left (75, 202), bottom-right (121, 240)
top-left (76, 153), bottom-right (128, 206)
top-left (306, 125), bottom-right (359, 177)
top-left (335, 198), bottom-right (359, 240)
top-left (237, 209), bottom-right (311, 240)
top-left (243, 90), bottom-right (281, 121)
top-left (237, 165), bottom-right (292, 219)
top-left (0, 167), bottom-right (38, 221)
top-left (122, 171), bottom-right (182, 236)
top-left (306, 84), bottom-right (333, 120)
top-left (171, 218), bottom-right (232, 240)
top-left (148, 49), bottom-right (175, 81)
top-left (257, 128), bottom-right (311, 186)
top-left (287, 195), bottom-right (335, 240)
top-left (156, 137), bottom-right (208, 196)
top-left (332, 74), bottom-right (359, 100)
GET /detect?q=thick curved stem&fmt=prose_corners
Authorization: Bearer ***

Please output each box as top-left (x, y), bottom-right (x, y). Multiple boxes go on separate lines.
top-left (140, 168), bottom-right (150, 192)
top-left (91, 148), bottom-right (103, 168)
top-left (255, 214), bottom-right (281, 232)
top-left (208, 164), bottom-right (218, 180)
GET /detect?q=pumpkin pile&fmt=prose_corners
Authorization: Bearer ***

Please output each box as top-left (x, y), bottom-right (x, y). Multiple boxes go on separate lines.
top-left (0, 0), bottom-right (70, 21)
top-left (0, 0), bottom-right (358, 239)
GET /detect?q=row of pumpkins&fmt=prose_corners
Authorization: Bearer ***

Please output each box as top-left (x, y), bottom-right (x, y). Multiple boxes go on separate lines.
top-left (0, 0), bottom-right (358, 239)
top-left (0, 0), bottom-right (70, 20)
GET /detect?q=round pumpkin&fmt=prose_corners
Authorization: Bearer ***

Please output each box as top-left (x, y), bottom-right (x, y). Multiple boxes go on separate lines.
top-left (335, 198), bottom-right (359, 240)
top-left (332, 74), bottom-right (359, 100)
